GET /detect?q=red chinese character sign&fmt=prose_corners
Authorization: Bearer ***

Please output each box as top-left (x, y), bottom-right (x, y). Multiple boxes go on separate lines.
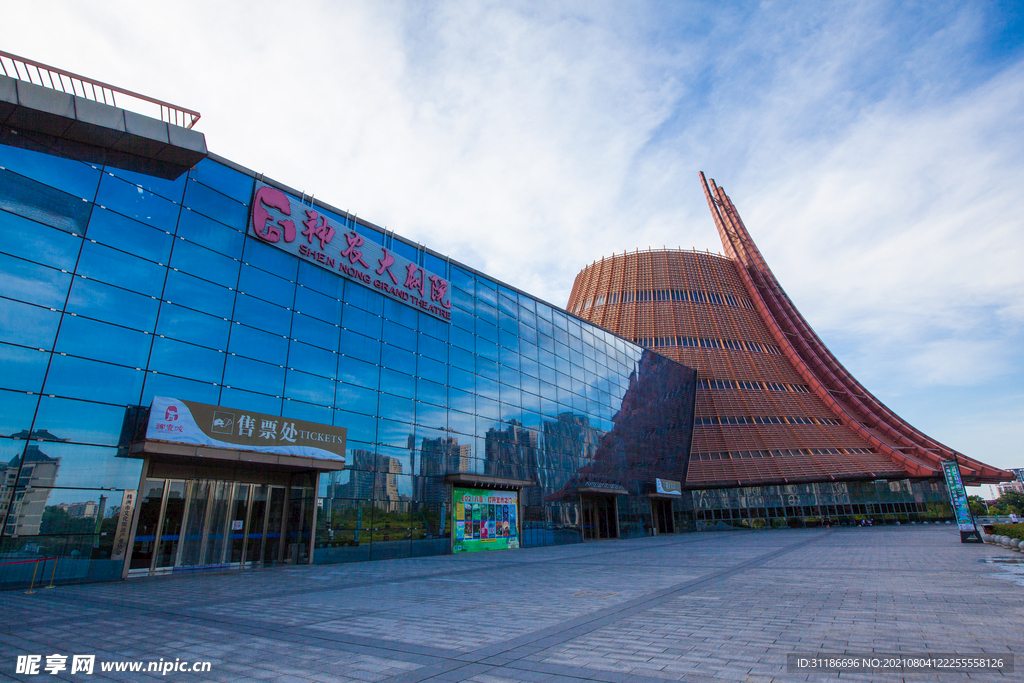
top-left (248, 181), bottom-right (452, 322)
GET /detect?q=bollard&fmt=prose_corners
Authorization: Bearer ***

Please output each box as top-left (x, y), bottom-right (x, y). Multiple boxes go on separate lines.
top-left (45, 557), bottom-right (58, 589)
top-left (24, 558), bottom-right (41, 594)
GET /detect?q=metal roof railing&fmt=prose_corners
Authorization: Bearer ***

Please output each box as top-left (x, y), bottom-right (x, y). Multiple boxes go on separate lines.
top-left (0, 50), bottom-right (200, 129)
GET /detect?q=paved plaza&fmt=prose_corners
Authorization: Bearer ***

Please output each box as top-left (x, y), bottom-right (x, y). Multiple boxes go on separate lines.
top-left (2, 526), bottom-right (1022, 683)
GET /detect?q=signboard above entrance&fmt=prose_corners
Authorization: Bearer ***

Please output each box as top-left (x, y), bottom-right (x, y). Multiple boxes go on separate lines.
top-left (145, 397), bottom-right (346, 464)
top-left (249, 182), bottom-right (452, 321)
top-left (655, 479), bottom-right (682, 496)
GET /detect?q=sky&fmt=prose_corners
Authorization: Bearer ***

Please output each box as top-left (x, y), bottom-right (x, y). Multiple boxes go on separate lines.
top-left (3, 1), bottom-right (1022, 476)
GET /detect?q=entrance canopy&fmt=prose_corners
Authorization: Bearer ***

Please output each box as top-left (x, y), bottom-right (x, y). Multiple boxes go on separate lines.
top-left (129, 397), bottom-right (346, 471)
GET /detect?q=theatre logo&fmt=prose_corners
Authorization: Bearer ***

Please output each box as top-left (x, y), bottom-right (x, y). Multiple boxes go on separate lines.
top-left (249, 182), bottom-right (452, 321)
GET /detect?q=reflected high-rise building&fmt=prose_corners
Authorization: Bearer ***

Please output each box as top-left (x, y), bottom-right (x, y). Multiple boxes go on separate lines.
top-left (417, 436), bottom-right (471, 504)
top-left (541, 413), bottom-right (599, 479)
top-left (1, 442), bottom-right (62, 536)
top-left (484, 420), bottom-right (538, 482)
top-left (337, 449), bottom-right (402, 509)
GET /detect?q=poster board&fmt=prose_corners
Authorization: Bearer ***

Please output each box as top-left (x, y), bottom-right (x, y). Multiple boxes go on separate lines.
top-left (452, 487), bottom-right (519, 553)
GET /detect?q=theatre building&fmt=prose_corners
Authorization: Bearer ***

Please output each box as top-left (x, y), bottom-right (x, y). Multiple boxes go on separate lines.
top-left (0, 55), bottom-right (697, 588)
top-left (567, 174), bottom-right (1010, 528)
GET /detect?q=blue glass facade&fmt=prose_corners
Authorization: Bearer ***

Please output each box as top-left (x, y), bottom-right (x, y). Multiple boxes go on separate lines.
top-left (0, 126), bottom-right (696, 586)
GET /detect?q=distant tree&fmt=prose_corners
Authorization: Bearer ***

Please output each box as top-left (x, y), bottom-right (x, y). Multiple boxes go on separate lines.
top-left (995, 490), bottom-right (1024, 515)
top-left (967, 495), bottom-right (988, 517)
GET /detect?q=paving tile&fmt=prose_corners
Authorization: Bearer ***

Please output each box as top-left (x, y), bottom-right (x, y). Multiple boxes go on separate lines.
top-left (1, 527), bottom-right (1020, 683)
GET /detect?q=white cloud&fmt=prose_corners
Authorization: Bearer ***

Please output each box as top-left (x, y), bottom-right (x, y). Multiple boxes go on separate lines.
top-left (2, 0), bottom-right (1022, 460)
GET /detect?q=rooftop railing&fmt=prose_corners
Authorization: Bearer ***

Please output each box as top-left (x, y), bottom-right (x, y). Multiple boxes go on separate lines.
top-left (1, 50), bottom-right (200, 129)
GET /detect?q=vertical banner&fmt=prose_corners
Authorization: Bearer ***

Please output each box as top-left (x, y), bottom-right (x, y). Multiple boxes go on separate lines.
top-left (452, 488), bottom-right (519, 553)
top-left (941, 461), bottom-right (982, 543)
top-left (111, 489), bottom-right (136, 560)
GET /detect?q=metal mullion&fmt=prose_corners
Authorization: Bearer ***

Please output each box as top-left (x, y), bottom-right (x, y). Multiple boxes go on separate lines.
top-left (149, 480), bottom-right (171, 573)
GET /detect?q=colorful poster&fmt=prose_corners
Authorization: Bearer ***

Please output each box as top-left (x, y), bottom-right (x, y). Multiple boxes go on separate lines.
top-left (452, 487), bottom-right (519, 553)
top-left (941, 461), bottom-right (977, 532)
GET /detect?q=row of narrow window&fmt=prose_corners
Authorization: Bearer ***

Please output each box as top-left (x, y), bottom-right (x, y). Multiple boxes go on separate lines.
top-left (692, 447), bottom-right (874, 461)
top-left (634, 336), bottom-right (781, 354)
top-left (698, 378), bottom-right (811, 393)
top-left (695, 416), bottom-right (843, 426)
top-left (574, 288), bottom-right (755, 314)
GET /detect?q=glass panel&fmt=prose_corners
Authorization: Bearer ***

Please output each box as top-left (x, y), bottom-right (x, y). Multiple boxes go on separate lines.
top-left (238, 264), bottom-right (295, 308)
top-left (291, 313), bottom-right (340, 351)
top-left (169, 240), bottom-right (240, 289)
top-left (336, 357), bottom-right (380, 390)
top-left (95, 175), bottom-right (180, 231)
top-left (244, 239), bottom-right (298, 282)
top-left (203, 481), bottom-right (232, 566)
top-left (0, 141), bottom-right (102, 199)
top-left (223, 355), bottom-right (285, 397)
top-left (264, 486), bottom-right (286, 565)
top-left (294, 286), bottom-right (343, 324)
top-left (149, 337), bottom-right (225, 384)
top-left (0, 390), bottom-right (38, 435)
top-left (0, 298), bottom-right (61, 348)
top-left (106, 166), bottom-right (186, 202)
top-left (243, 484), bottom-right (268, 564)
top-left (298, 261), bottom-right (344, 299)
top-left (162, 270), bottom-right (235, 319)
top-left (156, 480), bottom-right (187, 568)
top-left (76, 241), bottom-right (165, 297)
top-left (183, 180), bottom-right (248, 229)
top-left (219, 388), bottom-right (281, 415)
top-left (17, 441), bottom-right (140, 490)
top-left (85, 208), bottom-right (173, 264)
top-left (342, 305), bottom-right (381, 339)
top-left (54, 316), bottom-right (152, 368)
top-left (233, 294), bottom-right (290, 336)
top-left (179, 480), bottom-right (210, 567)
top-left (284, 369), bottom-right (335, 405)
top-left (190, 159), bottom-right (254, 204)
top-left (228, 324), bottom-right (288, 365)
top-left (0, 253), bottom-right (72, 308)
top-left (142, 373), bottom-right (220, 406)
top-left (175, 209), bottom-right (245, 258)
top-left (339, 329), bottom-right (380, 364)
top-left (0, 343), bottom-right (48, 393)
top-left (155, 303), bottom-right (231, 350)
top-left (43, 355), bottom-right (144, 405)
top-left (33, 397), bottom-right (128, 446)
top-left (287, 340), bottom-right (337, 377)
top-left (0, 211), bottom-right (81, 270)
top-left (0, 168), bottom-right (92, 234)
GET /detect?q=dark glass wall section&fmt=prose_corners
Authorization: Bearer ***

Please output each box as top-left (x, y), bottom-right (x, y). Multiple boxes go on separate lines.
top-left (0, 127), bottom-right (697, 584)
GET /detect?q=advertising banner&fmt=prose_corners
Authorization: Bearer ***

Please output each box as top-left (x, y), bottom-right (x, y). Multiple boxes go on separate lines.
top-left (452, 487), bottom-right (519, 553)
top-left (941, 461), bottom-right (981, 542)
top-left (249, 182), bottom-right (452, 322)
top-left (110, 489), bottom-right (136, 561)
top-left (145, 397), bottom-right (346, 464)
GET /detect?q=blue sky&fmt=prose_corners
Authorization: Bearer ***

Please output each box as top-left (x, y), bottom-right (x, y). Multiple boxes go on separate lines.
top-left (3, 1), bottom-right (1022, 479)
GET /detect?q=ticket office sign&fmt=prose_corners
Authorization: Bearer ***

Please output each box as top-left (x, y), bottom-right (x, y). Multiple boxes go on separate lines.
top-left (453, 487), bottom-right (519, 553)
top-left (248, 182), bottom-right (452, 322)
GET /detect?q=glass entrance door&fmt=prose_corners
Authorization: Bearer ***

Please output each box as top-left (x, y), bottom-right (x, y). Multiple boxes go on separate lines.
top-left (127, 478), bottom-right (296, 574)
top-left (581, 495), bottom-right (618, 540)
top-left (652, 498), bottom-right (674, 535)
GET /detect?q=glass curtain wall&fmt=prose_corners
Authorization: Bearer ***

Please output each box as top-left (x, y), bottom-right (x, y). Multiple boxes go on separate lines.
top-left (0, 129), bottom-right (696, 584)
